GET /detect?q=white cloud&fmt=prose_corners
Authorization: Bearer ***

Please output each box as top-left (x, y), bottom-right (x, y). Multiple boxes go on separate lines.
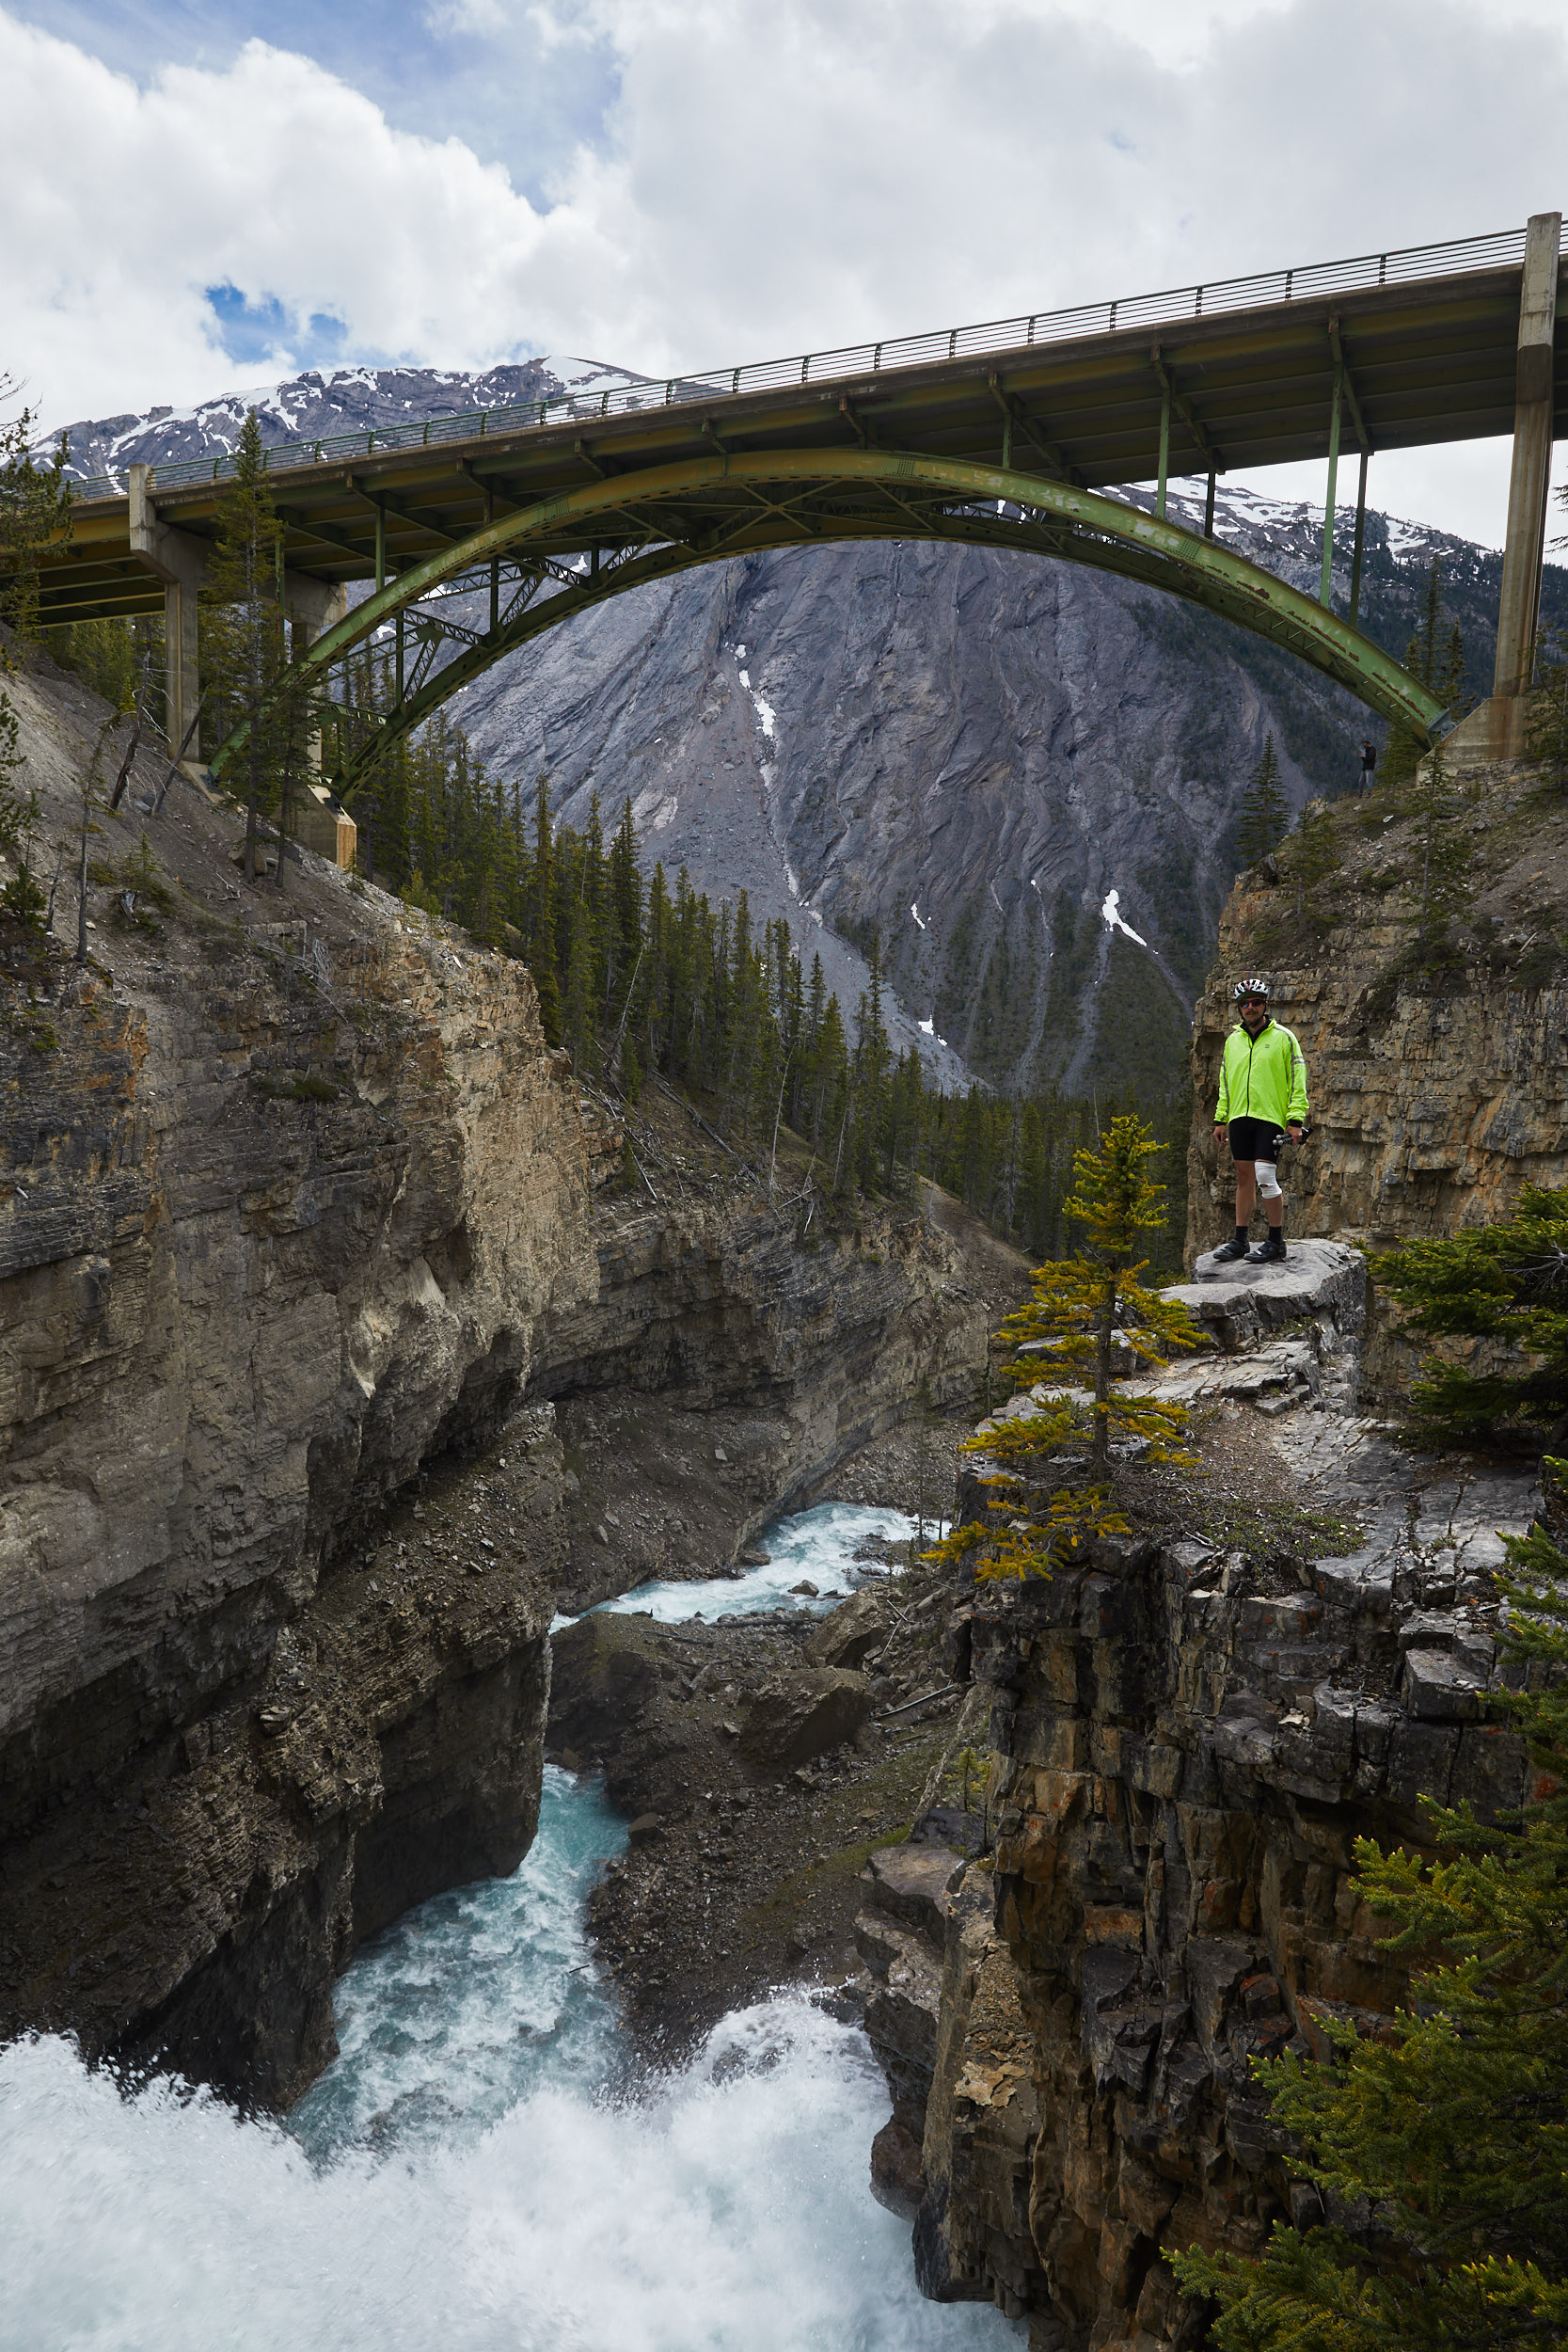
top-left (1, 16), bottom-right (609, 427)
top-left (5, 0), bottom-right (1567, 548)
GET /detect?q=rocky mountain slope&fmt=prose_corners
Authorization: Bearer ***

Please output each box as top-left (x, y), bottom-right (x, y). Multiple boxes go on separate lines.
top-left (0, 640), bottom-right (1016, 2106)
top-left (54, 364), bottom-right (1568, 1104)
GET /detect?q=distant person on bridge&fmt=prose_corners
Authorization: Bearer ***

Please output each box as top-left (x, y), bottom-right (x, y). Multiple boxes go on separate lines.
top-left (1209, 978), bottom-right (1308, 1265)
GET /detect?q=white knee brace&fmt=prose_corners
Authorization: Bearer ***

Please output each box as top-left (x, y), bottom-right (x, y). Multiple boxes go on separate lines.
top-left (1255, 1160), bottom-right (1282, 1200)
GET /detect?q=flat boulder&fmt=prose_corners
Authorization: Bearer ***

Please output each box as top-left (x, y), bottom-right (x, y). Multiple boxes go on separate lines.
top-left (863, 1842), bottom-right (963, 1936)
top-left (739, 1667), bottom-right (872, 1770)
top-left (804, 1587), bottom-right (890, 1669)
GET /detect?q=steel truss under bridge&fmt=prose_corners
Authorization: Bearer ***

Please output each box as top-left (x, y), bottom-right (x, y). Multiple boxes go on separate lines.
top-left (244, 449), bottom-right (1448, 799)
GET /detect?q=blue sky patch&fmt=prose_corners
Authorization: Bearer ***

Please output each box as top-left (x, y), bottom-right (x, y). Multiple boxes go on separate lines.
top-left (204, 283), bottom-right (348, 370)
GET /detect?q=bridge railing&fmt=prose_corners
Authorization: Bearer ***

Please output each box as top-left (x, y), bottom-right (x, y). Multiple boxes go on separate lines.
top-left (66, 223), bottom-right (1552, 505)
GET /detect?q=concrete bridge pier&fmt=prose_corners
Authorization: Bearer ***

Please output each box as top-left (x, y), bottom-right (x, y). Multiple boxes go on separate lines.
top-left (129, 465), bottom-right (204, 761)
top-left (287, 580), bottom-right (348, 773)
top-left (1444, 209), bottom-right (1561, 764)
top-left (285, 580), bottom-right (358, 866)
top-left (128, 465), bottom-right (349, 793)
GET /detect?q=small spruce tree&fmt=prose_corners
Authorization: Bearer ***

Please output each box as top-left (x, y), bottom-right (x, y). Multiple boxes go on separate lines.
top-left (0, 376), bottom-right (73, 649)
top-left (1234, 734), bottom-right (1290, 871)
top-left (933, 1116), bottom-right (1202, 1581)
top-left (1374, 1184), bottom-right (1568, 1449)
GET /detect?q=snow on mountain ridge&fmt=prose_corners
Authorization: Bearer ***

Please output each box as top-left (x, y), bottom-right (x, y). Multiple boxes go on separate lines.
top-left (46, 358), bottom-right (661, 483)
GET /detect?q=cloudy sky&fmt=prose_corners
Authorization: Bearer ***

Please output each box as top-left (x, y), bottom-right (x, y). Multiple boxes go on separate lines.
top-left (4, 0), bottom-right (1563, 544)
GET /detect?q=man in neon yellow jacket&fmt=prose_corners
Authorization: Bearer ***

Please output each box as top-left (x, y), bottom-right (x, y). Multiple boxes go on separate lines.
top-left (1209, 977), bottom-right (1308, 1264)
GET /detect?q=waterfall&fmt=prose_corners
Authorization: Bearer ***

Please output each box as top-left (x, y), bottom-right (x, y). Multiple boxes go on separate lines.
top-left (3, 1510), bottom-right (1019, 2352)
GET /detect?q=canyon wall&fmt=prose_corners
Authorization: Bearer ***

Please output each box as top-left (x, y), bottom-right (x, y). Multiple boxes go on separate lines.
top-left (886, 1247), bottom-right (1540, 2348)
top-left (1186, 755), bottom-right (1568, 1399)
top-left (0, 649), bottom-right (1015, 2104)
top-left (0, 659), bottom-right (597, 2098)
top-left (531, 1148), bottom-right (1028, 1610)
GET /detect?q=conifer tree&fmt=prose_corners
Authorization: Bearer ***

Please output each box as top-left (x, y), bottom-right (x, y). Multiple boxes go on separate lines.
top-left (1234, 733), bottom-right (1290, 871)
top-left (528, 773), bottom-right (561, 1044)
top-left (609, 795), bottom-right (643, 998)
top-left (201, 409), bottom-right (319, 884)
top-left (1374, 1184), bottom-right (1568, 1448)
top-left (933, 1117), bottom-right (1202, 1580)
top-left (0, 378), bottom-right (73, 647)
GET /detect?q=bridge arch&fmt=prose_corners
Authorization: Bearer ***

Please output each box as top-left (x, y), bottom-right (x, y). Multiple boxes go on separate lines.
top-left (209, 448), bottom-right (1448, 796)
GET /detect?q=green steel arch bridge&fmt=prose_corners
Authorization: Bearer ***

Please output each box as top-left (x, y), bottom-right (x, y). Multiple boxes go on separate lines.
top-left (22, 213), bottom-right (1567, 821)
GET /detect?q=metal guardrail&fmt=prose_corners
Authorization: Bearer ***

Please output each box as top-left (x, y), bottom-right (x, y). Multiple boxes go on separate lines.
top-left (67, 223), bottom-right (1553, 506)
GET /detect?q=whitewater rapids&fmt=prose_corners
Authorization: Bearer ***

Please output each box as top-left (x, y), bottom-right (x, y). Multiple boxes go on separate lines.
top-left (3, 1508), bottom-right (1018, 2352)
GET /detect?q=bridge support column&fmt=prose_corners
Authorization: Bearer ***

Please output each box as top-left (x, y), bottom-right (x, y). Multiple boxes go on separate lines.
top-left (1447, 210), bottom-right (1561, 764)
top-left (164, 580), bottom-right (200, 762)
top-left (129, 464), bottom-right (207, 762)
top-left (1320, 363), bottom-right (1343, 605)
top-left (285, 580), bottom-right (355, 866)
top-left (285, 579), bottom-right (348, 777)
top-left (1349, 450), bottom-right (1370, 628)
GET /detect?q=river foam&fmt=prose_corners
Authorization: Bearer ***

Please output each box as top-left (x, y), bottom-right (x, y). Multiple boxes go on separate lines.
top-left (6, 1760), bottom-right (1018, 2349)
top-left (583, 1500), bottom-right (920, 1626)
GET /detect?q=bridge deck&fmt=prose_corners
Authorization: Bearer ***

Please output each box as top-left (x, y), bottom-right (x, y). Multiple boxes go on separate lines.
top-left (35, 229), bottom-right (1568, 627)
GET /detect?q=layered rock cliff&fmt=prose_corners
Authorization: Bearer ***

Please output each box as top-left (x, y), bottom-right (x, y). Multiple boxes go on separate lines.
top-left (0, 646), bottom-right (1016, 2104)
top-left (876, 1244), bottom-right (1541, 2348)
top-left (0, 652), bottom-right (598, 2103)
top-left (530, 1104), bottom-right (1029, 1610)
top-left (1185, 752), bottom-right (1568, 1400)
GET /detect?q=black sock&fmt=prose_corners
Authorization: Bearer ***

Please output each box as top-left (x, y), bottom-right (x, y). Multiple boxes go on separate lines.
top-left (1234, 1223), bottom-right (1248, 1245)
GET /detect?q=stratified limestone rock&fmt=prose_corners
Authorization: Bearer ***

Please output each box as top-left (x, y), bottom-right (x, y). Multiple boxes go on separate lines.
top-left (0, 811), bottom-right (592, 2102)
top-left (738, 1667), bottom-right (872, 1770)
top-left (531, 1168), bottom-right (1023, 1611)
top-left (903, 1245), bottom-right (1543, 2347)
top-left (805, 1588), bottom-right (892, 1669)
top-left (1185, 767), bottom-right (1568, 1405)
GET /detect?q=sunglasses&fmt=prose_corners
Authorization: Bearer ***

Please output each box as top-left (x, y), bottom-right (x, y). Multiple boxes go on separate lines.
top-left (1241, 995), bottom-right (1268, 1006)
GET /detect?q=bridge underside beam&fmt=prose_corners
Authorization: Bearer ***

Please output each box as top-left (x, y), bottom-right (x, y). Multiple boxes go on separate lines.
top-left (208, 448), bottom-right (1447, 795)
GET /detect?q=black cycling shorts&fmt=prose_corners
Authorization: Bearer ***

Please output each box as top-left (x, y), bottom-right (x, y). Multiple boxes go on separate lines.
top-left (1227, 1116), bottom-right (1286, 1161)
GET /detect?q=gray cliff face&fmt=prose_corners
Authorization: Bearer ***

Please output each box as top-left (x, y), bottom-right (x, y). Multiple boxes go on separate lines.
top-left (0, 653), bottom-right (598, 2105)
top-left (1185, 754), bottom-right (1568, 1404)
top-left (455, 525), bottom-right (1330, 1101)
top-left (0, 645), bottom-right (1018, 2105)
top-left (528, 1143), bottom-right (1031, 1612)
top-left (865, 1245), bottom-right (1541, 2345)
top-left (454, 483), bottom-right (1564, 1105)
top-left (59, 366), bottom-right (1567, 1103)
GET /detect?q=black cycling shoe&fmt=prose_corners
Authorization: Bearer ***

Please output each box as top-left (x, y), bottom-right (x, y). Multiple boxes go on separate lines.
top-left (1247, 1232), bottom-right (1287, 1264)
top-left (1209, 1236), bottom-right (1250, 1263)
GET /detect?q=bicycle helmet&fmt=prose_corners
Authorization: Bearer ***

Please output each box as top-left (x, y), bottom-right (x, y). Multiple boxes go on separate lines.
top-left (1232, 977), bottom-right (1270, 1002)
